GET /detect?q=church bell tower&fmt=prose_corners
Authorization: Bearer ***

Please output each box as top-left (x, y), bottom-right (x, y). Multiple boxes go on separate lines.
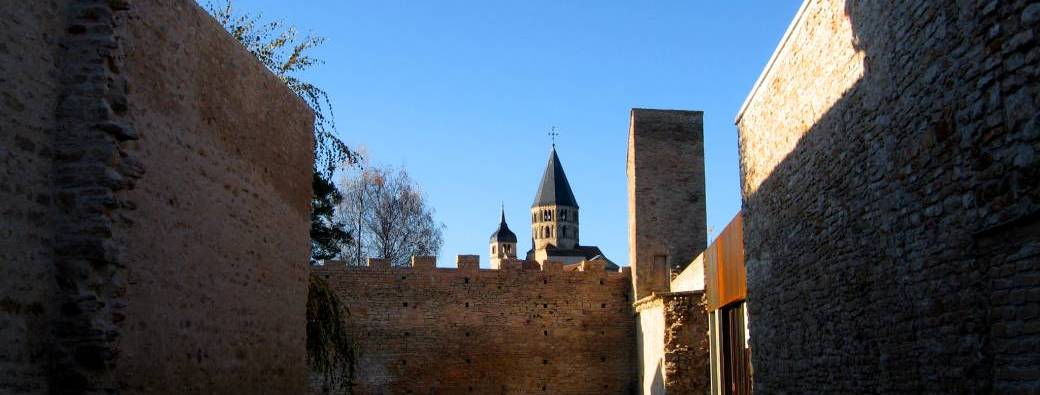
top-left (489, 207), bottom-right (517, 269)
top-left (530, 145), bottom-right (579, 252)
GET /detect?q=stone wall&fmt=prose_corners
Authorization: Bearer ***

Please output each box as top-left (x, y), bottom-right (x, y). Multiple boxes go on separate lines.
top-left (660, 292), bottom-right (708, 395)
top-left (634, 292), bottom-right (709, 395)
top-left (0, 1), bottom-right (65, 392)
top-left (312, 258), bottom-right (636, 394)
top-left (113, 0), bottom-right (314, 393)
top-left (736, 0), bottom-right (1039, 393)
top-left (627, 109), bottom-right (707, 301)
top-left (0, 0), bottom-right (314, 392)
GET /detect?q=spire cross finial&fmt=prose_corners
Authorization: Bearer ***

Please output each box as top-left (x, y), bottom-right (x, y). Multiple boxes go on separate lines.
top-left (549, 126), bottom-right (560, 147)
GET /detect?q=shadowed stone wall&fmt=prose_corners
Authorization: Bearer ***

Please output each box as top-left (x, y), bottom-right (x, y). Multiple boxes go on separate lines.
top-left (737, 0), bottom-right (1039, 393)
top-left (0, 0), bottom-right (314, 393)
top-left (312, 258), bottom-right (635, 394)
top-left (0, 1), bottom-right (66, 392)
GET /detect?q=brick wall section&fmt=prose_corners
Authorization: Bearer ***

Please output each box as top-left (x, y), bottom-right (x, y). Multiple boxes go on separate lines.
top-left (112, 0), bottom-right (314, 393)
top-left (627, 109), bottom-right (707, 300)
top-left (0, 1), bottom-right (65, 392)
top-left (312, 260), bottom-right (636, 394)
top-left (737, 0), bottom-right (1040, 393)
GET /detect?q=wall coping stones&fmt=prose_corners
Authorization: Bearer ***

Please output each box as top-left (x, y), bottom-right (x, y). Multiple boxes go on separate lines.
top-left (632, 291), bottom-right (704, 313)
top-left (314, 257), bottom-right (630, 278)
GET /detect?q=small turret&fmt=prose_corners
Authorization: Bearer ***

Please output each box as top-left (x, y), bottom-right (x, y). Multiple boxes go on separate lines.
top-left (489, 207), bottom-right (517, 269)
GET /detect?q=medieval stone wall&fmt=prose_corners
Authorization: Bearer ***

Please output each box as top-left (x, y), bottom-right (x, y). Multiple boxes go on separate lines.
top-left (634, 292), bottom-right (709, 395)
top-left (113, 0), bottom-right (314, 393)
top-left (0, 0), bottom-right (314, 392)
top-left (0, 1), bottom-right (65, 392)
top-left (312, 258), bottom-right (636, 394)
top-left (627, 109), bottom-right (707, 301)
top-left (737, 0), bottom-right (1039, 393)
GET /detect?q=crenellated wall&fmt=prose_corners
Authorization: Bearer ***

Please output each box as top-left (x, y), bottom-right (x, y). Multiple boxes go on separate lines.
top-left (311, 256), bottom-right (636, 394)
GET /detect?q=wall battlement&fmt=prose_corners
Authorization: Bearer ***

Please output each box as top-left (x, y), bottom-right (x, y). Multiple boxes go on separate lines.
top-left (317, 255), bottom-right (630, 279)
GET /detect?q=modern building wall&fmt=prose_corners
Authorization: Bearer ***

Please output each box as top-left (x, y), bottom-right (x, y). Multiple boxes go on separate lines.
top-left (0, 1), bottom-right (314, 392)
top-left (312, 257), bottom-right (635, 394)
top-left (737, 0), bottom-right (1040, 392)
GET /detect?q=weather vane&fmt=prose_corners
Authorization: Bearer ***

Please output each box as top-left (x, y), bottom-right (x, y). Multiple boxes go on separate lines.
top-left (549, 126), bottom-right (560, 147)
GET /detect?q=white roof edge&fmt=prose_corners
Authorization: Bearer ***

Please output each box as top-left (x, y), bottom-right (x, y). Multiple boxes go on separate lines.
top-left (734, 0), bottom-right (813, 125)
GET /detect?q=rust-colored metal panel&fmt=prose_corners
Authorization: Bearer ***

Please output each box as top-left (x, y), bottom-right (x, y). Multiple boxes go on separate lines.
top-left (706, 213), bottom-right (746, 311)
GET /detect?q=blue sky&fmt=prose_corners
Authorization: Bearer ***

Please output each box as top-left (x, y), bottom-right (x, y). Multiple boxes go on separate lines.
top-left (223, 1), bottom-right (802, 267)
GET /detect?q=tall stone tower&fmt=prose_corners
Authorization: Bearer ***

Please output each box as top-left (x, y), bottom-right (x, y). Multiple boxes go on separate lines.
top-left (627, 109), bottom-right (707, 300)
top-left (531, 146), bottom-right (579, 252)
top-left (489, 208), bottom-right (518, 269)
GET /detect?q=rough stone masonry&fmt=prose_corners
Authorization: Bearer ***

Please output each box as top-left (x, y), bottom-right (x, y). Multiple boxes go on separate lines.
top-left (737, 0), bottom-right (1040, 393)
top-left (0, 0), bottom-right (314, 393)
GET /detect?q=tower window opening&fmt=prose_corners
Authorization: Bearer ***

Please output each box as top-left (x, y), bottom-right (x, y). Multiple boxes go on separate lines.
top-left (492, 246), bottom-right (496, 254)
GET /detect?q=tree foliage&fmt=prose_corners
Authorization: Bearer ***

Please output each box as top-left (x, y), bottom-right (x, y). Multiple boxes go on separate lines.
top-left (205, 0), bottom-right (356, 176)
top-left (338, 165), bottom-right (445, 267)
top-left (307, 273), bottom-right (357, 393)
top-left (311, 173), bottom-right (352, 263)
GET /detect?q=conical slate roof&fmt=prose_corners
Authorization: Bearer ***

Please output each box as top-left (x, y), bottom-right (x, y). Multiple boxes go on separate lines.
top-left (490, 208), bottom-right (517, 243)
top-left (532, 146), bottom-right (578, 208)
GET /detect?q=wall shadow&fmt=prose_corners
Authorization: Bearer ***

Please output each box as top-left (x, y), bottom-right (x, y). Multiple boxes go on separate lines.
top-left (739, 1), bottom-right (1038, 393)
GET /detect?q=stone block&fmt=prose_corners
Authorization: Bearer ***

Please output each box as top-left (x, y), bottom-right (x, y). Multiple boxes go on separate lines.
top-left (367, 258), bottom-right (389, 270)
top-left (456, 255), bottom-right (479, 271)
top-left (541, 260), bottom-right (564, 272)
top-left (411, 256), bottom-right (436, 270)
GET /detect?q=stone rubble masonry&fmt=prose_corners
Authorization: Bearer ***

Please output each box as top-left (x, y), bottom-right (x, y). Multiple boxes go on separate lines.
top-left (737, 0), bottom-right (1039, 393)
top-left (311, 256), bottom-right (636, 394)
top-left (633, 292), bottom-right (709, 395)
top-left (627, 109), bottom-right (707, 301)
top-left (0, 0), bottom-right (314, 393)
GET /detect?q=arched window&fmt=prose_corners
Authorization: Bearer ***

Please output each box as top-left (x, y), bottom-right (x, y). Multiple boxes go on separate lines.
top-left (561, 210), bottom-right (567, 221)
top-left (506, 244), bottom-right (511, 252)
top-left (492, 245), bottom-right (497, 254)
